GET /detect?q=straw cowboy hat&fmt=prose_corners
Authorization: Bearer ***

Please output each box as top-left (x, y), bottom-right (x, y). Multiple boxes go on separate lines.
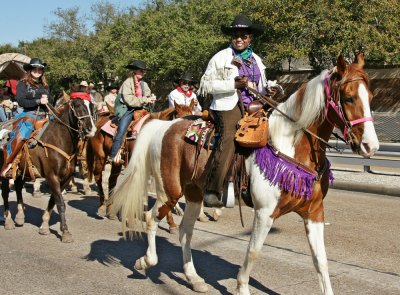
top-left (174, 72), bottom-right (197, 84)
top-left (221, 14), bottom-right (264, 36)
top-left (23, 58), bottom-right (47, 71)
top-left (125, 60), bottom-right (151, 71)
top-left (80, 81), bottom-right (89, 87)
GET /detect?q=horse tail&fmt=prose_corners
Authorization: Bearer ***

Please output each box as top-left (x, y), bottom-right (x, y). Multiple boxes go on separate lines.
top-left (86, 139), bottom-right (95, 182)
top-left (111, 120), bottom-right (166, 237)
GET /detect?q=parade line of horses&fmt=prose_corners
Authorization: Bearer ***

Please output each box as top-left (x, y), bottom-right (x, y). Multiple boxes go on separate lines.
top-left (1, 54), bottom-right (379, 295)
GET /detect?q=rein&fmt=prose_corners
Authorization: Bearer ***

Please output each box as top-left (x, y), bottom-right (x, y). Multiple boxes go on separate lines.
top-left (247, 87), bottom-right (341, 153)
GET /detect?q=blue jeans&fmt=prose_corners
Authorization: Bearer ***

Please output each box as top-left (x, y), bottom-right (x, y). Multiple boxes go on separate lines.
top-left (110, 110), bottom-right (133, 158)
top-left (0, 107), bottom-right (7, 122)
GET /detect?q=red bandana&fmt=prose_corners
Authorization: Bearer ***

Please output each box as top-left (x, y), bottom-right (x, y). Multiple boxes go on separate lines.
top-left (177, 86), bottom-right (192, 98)
top-left (70, 92), bottom-right (91, 102)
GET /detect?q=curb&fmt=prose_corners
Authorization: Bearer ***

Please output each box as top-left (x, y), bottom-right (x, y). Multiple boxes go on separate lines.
top-left (331, 180), bottom-right (400, 197)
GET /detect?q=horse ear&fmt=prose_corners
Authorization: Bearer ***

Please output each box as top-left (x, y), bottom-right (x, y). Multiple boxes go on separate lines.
top-left (189, 99), bottom-right (195, 109)
top-left (336, 54), bottom-right (347, 77)
top-left (356, 52), bottom-right (365, 68)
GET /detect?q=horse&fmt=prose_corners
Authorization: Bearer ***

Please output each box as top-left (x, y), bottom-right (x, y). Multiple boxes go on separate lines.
top-left (111, 53), bottom-right (379, 293)
top-left (86, 101), bottom-right (195, 222)
top-left (1, 97), bottom-right (97, 242)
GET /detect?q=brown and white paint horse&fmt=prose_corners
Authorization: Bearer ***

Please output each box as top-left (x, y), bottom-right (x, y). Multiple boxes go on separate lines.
top-left (112, 53), bottom-right (379, 294)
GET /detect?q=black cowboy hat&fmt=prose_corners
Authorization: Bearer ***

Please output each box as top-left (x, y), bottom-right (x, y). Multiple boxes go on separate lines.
top-left (106, 83), bottom-right (119, 91)
top-left (23, 57), bottom-right (47, 71)
top-left (221, 14), bottom-right (264, 36)
top-left (125, 60), bottom-right (151, 71)
top-left (174, 72), bottom-right (197, 84)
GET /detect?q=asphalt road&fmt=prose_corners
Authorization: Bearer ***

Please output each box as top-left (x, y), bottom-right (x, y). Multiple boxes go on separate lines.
top-left (0, 186), bottom-right (399, 295)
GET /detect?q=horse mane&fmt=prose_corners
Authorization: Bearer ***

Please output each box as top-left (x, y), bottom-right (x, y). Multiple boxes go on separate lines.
top-left (277, 70), bottom-right (327, 129)
top-left (150, 107), bottom-right (176, 120)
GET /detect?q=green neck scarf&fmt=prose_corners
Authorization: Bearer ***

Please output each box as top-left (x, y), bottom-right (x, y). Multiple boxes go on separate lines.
top-left (230, 44), bottom-right (253, 60)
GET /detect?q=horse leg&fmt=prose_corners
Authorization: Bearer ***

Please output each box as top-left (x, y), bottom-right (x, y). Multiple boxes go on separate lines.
top-left (179, 200), bottom-right (208, 293)
top-left (69, 177), bottom-right (79, 194)
top-left (166, 211), bottom-right (178, 234)
top-left (197, 202), bottom-right (209, 222)
top-left (14, 176), bottom-right (25, 226)
top-left (39, 195), bottom-right (55, 235)
top-left (94, 159), bottom-right (107, 217)
top-left (236, 206), bottom-right (275, 295)
top-left (2, 178), bottom-right (15, 230)
top-left (106, 163), bottom-right (122, 220)
top-left (32, 178), bottom-right (43, 198)
top-left (134, 200), bottom-right (164, 270)
top-left (304, 219), bottom-right (333, 295)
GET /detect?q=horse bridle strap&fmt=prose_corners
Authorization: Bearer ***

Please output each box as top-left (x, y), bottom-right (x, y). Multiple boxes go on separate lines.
top-left (247, 87), bottom-right (340, 152)
top-left (35, 138), bottom-right (76, 162)
top-left (323, 72), bottom-right (373, 142)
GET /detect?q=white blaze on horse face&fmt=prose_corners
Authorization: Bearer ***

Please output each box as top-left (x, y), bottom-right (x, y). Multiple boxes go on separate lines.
top-left (83, 100), bottom-right (97, 137)
top-left (358, 83), bottom-right (379, 157)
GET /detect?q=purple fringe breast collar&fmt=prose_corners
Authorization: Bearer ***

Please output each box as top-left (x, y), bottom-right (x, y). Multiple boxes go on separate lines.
top-left (254, 145), bottom-right (334, 199)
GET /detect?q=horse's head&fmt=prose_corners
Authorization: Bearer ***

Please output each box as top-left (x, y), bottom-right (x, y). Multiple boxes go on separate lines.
top-left (69, 98), bottom-right (97, 138)
top-left (174, 100), bottom-right (195, 118)
top-left (327, 52), bottom-right (379, 157)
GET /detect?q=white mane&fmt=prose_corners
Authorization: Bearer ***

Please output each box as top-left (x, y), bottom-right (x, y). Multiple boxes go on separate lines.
top-left (280, 70), bottom-right (327, 128)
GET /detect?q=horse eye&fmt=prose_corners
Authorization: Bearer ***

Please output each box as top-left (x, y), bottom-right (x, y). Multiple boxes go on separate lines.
top-left (343, 96), bottom-right (354, 104)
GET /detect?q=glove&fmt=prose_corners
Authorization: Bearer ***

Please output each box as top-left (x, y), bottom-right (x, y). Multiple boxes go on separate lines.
top-left (234, 76), bottom-right (248, 89)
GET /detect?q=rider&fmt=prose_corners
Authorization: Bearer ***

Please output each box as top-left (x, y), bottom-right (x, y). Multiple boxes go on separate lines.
top-left (199, 14), bottom-right (274, 207)
top-left (168, 72), bottom-right (202, 115)
top-left (109, 60), bottom-right (156, 164)
top-left (1, 58), bottom-right (53, 178)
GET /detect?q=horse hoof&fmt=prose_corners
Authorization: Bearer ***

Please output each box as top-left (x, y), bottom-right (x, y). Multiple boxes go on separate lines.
top-left (39, 227), bottom-right (50, 235)
top-left (134, 258), bottom-right (145, 270)
top-left (192, 282), bottom-right (209, 293)
top-left (169, 226), bottom-right (178, 234)
top-left (197, 215), bottom-right (209, 222)
top-left (4, 220), bottom-right (16, 230)
top-left (61, 232), bottom-right (74, 243)
top-left (107, 214), bottom-right (117, 220)
top-left (212, 209), bottom-right (222, 222)
top-left (15, 217), bottom-right (25, 226)
top-left (97, 206), bottom-right (107, 217)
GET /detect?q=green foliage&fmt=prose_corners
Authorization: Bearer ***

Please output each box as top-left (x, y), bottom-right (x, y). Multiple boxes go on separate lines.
top-left (1, 0), bottom-right (398, 95)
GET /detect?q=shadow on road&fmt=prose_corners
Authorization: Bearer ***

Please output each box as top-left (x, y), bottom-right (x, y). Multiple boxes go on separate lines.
top-left (84, 234), bottom-right (280, 295)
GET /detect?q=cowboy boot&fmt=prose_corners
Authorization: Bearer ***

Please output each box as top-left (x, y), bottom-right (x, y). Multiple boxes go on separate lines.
top-left (1, 134), bottom-right (26, 179)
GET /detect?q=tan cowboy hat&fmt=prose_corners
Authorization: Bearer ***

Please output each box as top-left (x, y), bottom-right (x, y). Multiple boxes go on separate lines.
top-left (80, 81), bottom-right (89, 87)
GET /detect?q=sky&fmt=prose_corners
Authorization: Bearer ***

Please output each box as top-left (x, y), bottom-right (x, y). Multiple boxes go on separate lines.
top-left (0, 0), bottom-right (143, 46)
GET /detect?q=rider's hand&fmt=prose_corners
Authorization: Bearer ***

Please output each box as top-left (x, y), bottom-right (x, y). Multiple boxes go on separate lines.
top-left (40, 94), bottom-right (49, 105)
top-left (147, 95), bottom-right (156, 103)
top-left (234, 76), bottom-right (248, 89)
top-left (266, 87), bottom-right (278, 97)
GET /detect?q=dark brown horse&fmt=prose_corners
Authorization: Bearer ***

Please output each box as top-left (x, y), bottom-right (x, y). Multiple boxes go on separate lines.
top-left (1, 97), bottom-right (97, 242)
top-left (112, 53), bottom-right (379, 293)
top-left (86, 101), bottom-right (195, 220)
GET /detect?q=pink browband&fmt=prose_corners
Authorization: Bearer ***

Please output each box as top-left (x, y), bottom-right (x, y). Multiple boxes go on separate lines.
top-left (323, 71), bottom-right (373, 141)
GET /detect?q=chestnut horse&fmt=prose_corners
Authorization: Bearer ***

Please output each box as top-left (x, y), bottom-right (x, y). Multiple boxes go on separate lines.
top-left (86, 101), bottom-right (194, 220)
top-left (1, 98), bottom-right (97, 242)
top-left (112, 53), bottom-right (379, 294)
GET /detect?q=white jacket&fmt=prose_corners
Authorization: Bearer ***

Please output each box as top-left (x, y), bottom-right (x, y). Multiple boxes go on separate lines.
top-left (168, 88), bottom-right (202, 113)
top-left (198, 47), bottom-right (267, 111)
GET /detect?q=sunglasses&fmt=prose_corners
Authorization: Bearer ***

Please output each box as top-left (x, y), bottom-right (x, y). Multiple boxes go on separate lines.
top-left (231, 33), bottom-right (250, 40)
top-left (180, 80), bottom-right (192, 85)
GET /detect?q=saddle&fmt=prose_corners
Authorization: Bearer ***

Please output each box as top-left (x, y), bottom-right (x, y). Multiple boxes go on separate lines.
top-left (184, 118), bottom-right (253, 207)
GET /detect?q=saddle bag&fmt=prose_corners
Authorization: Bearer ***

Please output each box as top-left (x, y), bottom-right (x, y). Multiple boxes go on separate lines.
top-left (235, 110), bottom-right (268, 148)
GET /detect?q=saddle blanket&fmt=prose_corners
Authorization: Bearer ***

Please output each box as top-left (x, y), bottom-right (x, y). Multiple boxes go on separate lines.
top-left (185, 118), bottom-right (216, 149)
top-left (101, 120), bottom-right (117, 137)
top-left (100, 113), bottom-right (151, 139)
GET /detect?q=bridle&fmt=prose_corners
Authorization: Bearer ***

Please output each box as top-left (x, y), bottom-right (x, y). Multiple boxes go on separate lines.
top-left (324, 71), bottom-right (373, 144)
top-left (46, 100), bottom-right (92, 138)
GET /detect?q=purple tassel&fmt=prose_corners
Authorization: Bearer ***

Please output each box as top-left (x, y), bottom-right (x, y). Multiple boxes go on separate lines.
top-left (255, 145), bottom-right (333, 199)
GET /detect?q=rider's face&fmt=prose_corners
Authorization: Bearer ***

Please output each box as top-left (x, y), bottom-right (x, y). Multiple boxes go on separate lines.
top-left (31, 67), bottom-right (44, 79)
top-left (231, 29), bottom-right (252, 52)
top-left (134, 69), bottom-right (145, 80)
top-left (180, 80), bottom-right (190, 92)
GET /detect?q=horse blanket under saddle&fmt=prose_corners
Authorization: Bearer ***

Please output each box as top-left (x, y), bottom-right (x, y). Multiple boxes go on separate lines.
top-left (184, 118), bottom-right (216, 149)
top-left (101, 113), bottom-right (150, 140)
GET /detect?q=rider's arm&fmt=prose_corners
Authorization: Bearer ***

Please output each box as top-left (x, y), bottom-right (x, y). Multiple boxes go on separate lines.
top-left (15, 82), bottom-right (41, 108)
